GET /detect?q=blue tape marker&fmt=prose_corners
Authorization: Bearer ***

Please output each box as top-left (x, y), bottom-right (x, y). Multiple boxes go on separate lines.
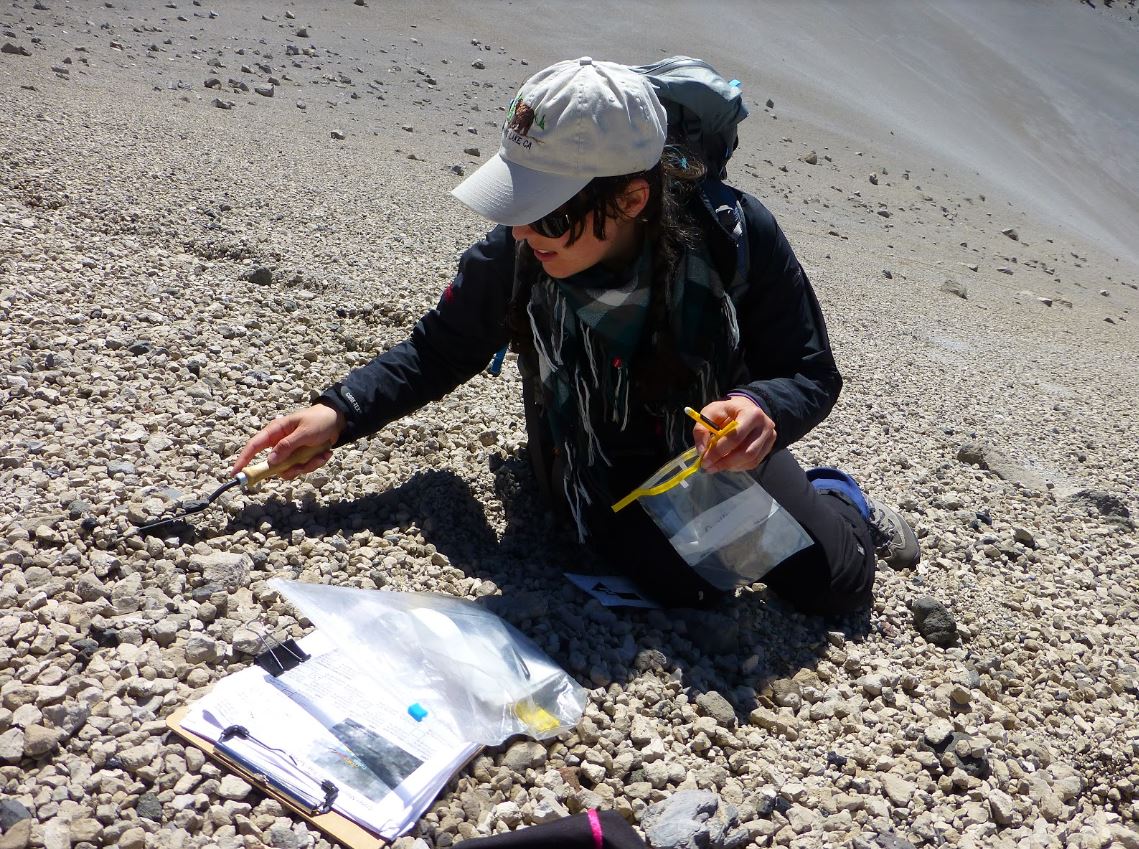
top-left (408, 703), bottom-right (428, 722)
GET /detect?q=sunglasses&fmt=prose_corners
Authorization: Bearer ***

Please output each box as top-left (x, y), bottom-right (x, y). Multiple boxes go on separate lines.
top-left (529, 206), bottom-right (574, 239)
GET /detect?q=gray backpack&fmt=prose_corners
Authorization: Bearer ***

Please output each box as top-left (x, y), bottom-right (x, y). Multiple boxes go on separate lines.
top-left (634, 56), bottom-right (752, 298)
top-left (632, 55), bottom-right (750, 181)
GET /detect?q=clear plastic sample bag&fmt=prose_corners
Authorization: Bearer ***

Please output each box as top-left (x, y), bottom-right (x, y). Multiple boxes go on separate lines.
top-left (630, 448), bottom-right (813, 591)
top-left (270, 579), bottom-right (587, 746)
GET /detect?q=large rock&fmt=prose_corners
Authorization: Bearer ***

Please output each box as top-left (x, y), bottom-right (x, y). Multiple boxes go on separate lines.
top-left (880, 773), bottom-right (915, 807)
top-left (922, 718), bottom-right (954, 749)
top-left (0, 729), bottom-right (25, 764)
top-left (266, 825), bottom-right (305, 849)
top-left (642, 790), bottom-right (746, 849)
top-left (500, 740), bottom-right (547, 771)
top-left (694, 691), bottom-right (737, 729)
top-left (75, 572), bottom-right (109, 602)
top-left (911, 597), bottom-right (957, 647)
top-left (118, 827), bottom-right (147, 849)
top-left (69, 818), bottom-right (103, 843)
top-left (183, 635), bottom-right (221, 664)
top-left (1065, 489), bottom-right (1134, 528)
top-left (242, 266), bottom-right (273, 286)
top-left (988, 789), bottom-right (1016, 826)
top-left (747, 707), bottom-right (798, 740)
top-left (110, 573), bottom-right (143, 614)
top-left (40, 819), bottom-right (70, 849)
top-left (21, 726), bottom-right (58, 758)
top-left (188, 551), bottom-right (252, 591)
top-left (0, 799), bottom-right (32, 830)
top-left (42, 700), bottom-right (88, 739)
top-left (955, 442), bottom-right (1048, 491)
top-left (117, 739), bottom-right (160, 773)
top-left (218, 774), bottom-right (252, 800)
top-left (939, 279), bottom-right (967, 299)
top-left (0, 820), bottom-right (31, 849)
top-left (135, 791), bottom-right (163, 822)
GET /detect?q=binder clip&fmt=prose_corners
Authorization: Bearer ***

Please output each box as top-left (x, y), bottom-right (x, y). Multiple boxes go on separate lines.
top-left (254, 637), bottom-right (310, 677)
top-left (217, 724), bottom-right (339, 816)
top-left (237, 619), bottom-right (311, 677)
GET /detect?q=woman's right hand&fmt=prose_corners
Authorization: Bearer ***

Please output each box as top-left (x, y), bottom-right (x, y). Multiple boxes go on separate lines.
top-left (230, 404), bottom-right (346, 480)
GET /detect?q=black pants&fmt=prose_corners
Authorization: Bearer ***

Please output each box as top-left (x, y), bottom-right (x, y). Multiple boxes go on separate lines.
top-left (588, 448), bottom-right (876, 614)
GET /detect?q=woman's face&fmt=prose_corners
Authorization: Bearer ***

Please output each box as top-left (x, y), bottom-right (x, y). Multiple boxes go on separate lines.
top-left (511, 180), bottom-right (649, 280)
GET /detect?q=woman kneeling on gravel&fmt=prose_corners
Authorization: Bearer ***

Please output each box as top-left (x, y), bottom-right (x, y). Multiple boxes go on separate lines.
top-left (232, 57), bottom-right (919, 611)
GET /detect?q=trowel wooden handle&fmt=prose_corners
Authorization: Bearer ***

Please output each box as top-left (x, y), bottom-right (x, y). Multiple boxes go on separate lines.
top-left (239, 442), bottom-right (333, 489)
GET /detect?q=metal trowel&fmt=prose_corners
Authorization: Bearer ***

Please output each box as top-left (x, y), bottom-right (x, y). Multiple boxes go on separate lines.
top-left (130, 442), bottom-right (331, 537)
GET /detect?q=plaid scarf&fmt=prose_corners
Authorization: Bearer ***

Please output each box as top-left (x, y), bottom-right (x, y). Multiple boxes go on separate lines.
top-left (527, 241), bottom-right (741, 540)
top-left (529, 247), bottom-right (651, 450)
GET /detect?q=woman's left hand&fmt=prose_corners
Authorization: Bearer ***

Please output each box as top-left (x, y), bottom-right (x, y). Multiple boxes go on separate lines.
top-left (693, 395), bottom-right (777, 473)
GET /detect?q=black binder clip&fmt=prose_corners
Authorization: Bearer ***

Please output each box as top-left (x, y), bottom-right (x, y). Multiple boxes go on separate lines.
top-left (238, 619), bottom-right (311, 677)
top-left (254, 637), bottom-right (310, 677)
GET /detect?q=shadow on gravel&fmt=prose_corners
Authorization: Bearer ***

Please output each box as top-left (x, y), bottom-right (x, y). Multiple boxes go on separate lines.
top-left (221, 454), bottom-right (875, 724)
top-left (221, 460), bottom-right (575, 594)
top-left (659, 601), bottom-right (873, 720)
top-left (487, 448), bottom-right (878, 721)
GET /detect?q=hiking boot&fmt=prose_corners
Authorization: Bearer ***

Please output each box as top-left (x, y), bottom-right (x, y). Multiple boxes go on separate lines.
top-left (866, 497), bottom-right (920, 570)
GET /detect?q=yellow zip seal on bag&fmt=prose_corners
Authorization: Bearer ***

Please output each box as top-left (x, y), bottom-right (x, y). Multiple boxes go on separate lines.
top-left (513, 699), bottom-right (562, 735)
top-left (611, 407), bottom-right (739, 512)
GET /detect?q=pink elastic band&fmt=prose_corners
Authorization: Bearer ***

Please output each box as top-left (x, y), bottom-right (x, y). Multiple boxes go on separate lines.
top-left (587, 808), bottom-right (603, 849)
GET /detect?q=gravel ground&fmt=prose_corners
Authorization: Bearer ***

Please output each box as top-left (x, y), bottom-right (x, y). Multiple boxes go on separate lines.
top-left (1, 3), bottom-right (1137, 849)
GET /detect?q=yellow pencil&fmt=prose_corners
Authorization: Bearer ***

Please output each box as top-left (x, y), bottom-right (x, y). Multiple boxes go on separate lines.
top-left (684, 405), bottom-right (723, 433)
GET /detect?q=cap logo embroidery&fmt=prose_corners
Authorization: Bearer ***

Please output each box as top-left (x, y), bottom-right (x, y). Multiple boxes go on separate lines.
top-left (504, 95), bottom-right (545, 149)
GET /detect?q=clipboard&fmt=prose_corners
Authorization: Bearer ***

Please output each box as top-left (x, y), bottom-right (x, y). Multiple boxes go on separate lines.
top-left (166, 706), bottom-right (386, 849)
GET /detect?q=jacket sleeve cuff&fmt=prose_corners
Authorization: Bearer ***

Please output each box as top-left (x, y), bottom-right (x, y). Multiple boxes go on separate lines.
top-left (728, 388), bottom-right (774, 419)
top-left (728, 387), bottom-right (786, 451)
top-left (317, 385), bottom-right (362, 448)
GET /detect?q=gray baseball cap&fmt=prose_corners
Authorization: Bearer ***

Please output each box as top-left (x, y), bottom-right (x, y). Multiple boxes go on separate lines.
top-left (452, 57), bottom-right (667, 226)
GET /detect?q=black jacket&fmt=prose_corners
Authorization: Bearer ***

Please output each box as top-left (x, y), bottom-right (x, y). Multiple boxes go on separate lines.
top-left (319, 189), bottom-right (841, 464)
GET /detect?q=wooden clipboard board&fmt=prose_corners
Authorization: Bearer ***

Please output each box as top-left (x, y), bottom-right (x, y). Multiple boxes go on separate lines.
top-left (166, 706), bottom-right (386, 849)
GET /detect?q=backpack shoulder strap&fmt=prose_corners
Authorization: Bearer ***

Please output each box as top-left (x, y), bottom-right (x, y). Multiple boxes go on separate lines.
top-left (694, 179), bottom-right (750, 301)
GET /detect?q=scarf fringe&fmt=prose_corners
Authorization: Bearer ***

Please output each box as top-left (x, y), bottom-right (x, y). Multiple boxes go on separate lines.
top-left (614, 366), bottom-right (629, 429)
top-left (551, 296), bottom-right (567, 366)
top-left (581, 324), bottom-right (600, 385)
top-left (573, 370), bottom-right (610, 468)
top-left (561, 448), bottom-right (593, 542)
top-left (526, 300), bottom-right (558, 387)
top-left (722, 293), bottom-right (741, 348)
